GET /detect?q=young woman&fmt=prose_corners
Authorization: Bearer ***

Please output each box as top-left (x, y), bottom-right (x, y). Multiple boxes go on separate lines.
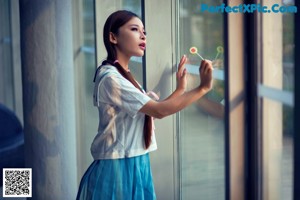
top-left (76, 10), bottom-right (213, 200)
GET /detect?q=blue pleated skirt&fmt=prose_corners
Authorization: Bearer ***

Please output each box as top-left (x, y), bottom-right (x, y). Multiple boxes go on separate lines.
top-left (76, 153), bottom-right (156, 200)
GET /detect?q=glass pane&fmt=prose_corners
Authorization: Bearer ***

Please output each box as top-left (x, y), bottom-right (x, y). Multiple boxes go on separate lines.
top-left (83, 2), bottom-right (95, 47)
top-left (262, 0), bottom-right (295, 92)
top-left (262, 98), bottom-right (293, 200)
top-left (122, 0), bottom-right (143, 86)
top-left (96, 0), bottom-right (143, 85)
top-left (178, 0), bottom-right (225, 199)
top-left (260, 1), bottom-right (295, 199)
top-left (122, 0), bottom-right (142, 14)
top-left (282, 0), bottom-right (294, 92)
top-left (0, 0), bottom-right (14, 110)
top-left (75, 0), bottom-right (98, 174)
top-left (76, 0), bottom-right (144, 174)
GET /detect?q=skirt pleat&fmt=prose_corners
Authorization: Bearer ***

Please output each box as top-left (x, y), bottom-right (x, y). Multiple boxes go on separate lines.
top-left (76, 153), bottom-right (156, 200)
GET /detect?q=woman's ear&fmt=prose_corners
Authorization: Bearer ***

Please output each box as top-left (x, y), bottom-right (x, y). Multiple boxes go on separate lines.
top-left (109, 32), bottom-right (117, 44)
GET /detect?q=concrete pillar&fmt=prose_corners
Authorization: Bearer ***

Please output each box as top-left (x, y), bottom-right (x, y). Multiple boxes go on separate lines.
top-left (19, 0), bottom-right (77, 199)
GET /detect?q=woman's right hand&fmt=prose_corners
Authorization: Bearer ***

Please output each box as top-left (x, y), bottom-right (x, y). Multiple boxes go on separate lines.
top-left (199, 60), bottom-right (213, 92)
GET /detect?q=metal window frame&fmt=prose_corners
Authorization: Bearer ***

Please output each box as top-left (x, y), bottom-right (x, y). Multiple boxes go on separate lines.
top-left (223, 1), bottom-right (230, 200)
top-left (244, 0), bottom-right (260, 199)
top-left (243, 1), bottom-right (299, 200)
top-left (141, 0), bottom-right (147, 91)
top-left (293, 0), bottom-right (300, 199)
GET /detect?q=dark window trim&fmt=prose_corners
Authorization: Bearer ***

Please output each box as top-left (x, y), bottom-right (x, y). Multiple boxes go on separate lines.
top-left (244, 0), bottom-right (259, 199)
top-left (141, 0), bottom-right (147, 91)
top-left (293, 0), bottom-right (300, 199)
top-left (223, 1), bottom-right (230, 200)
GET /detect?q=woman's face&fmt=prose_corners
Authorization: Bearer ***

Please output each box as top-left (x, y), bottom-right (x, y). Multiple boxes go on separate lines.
top-left (111, 17), bottom-right (146, 58)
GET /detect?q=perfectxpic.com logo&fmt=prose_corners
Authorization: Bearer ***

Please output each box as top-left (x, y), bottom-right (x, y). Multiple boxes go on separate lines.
top-left (201, 3), bottom-right (297, 13)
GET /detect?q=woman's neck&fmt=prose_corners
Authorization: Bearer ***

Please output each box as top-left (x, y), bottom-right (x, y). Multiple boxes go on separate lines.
top-left (115, 52), bottom-right (130, 72)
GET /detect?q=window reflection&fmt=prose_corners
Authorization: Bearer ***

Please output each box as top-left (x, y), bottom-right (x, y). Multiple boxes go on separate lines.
top-left (179, 0), bottom-right (225, 199)
top-left (75, 0), bottom-right (98, 180)
top-left (76, 0), bottom-right (144, 180)
top-left (282, 0), bottom-right (294, 92)
top-left (262, 99), bottom-right (294, 200)
top-left (0, 0), bottom-right (14, 110)
top-left (123, 0), bottom-right (144, 86)
top-left (262, 0), bottom-right (294, 91)
top-left (261, 1), bottom-right (294, 199)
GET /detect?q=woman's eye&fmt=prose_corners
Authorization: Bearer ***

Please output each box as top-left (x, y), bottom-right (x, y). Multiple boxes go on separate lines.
top-left (143, 31), bottom-right (147, 35)
top-left (131, 28), bottom-right (138, 31)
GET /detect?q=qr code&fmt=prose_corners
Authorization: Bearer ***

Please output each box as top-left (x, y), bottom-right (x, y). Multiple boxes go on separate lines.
top-left (2, 168), bottom-right (32, 198)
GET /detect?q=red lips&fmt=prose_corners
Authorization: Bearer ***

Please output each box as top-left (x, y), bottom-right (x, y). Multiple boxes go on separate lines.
top-left (139, 42), bottom-right (146, 50)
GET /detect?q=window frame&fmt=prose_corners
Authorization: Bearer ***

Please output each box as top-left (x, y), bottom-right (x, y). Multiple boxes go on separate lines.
top-left (293, 0), bottom-right (300, 198)
top-left (244, 0), bottom-right (299, 200)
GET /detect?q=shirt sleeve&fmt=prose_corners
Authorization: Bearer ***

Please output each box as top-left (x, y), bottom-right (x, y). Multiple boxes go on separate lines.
top-left (96, 73), bottom-right (151, 118)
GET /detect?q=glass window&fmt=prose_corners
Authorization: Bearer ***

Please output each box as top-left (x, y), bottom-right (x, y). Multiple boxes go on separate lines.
top-left (262, 0), bottom-right (294, 92)
top-left (282, 2), bottom-right (294, 92)
top-left (76, 0), bottom-right (144, 180)
top-left (74, 0), bottom-right (97, 179)
top-left (123, 0), bottom-right (144, 86)
top-left (0, 0), bottom-right (14, 110)
top-left (262, 99), bottom-right (294, 200)
top-left (260, 0), bottom-right (295, 199)
top-left (178, 0), bottom-right (225, 199)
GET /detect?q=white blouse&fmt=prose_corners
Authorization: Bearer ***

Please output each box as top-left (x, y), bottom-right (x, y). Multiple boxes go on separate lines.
top-left (92, 65), bottom-right (157, 159)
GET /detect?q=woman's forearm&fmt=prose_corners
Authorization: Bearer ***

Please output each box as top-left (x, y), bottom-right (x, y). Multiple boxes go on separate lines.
top-left (140, 58), bottom-right (213, 118)
top-left (164, 88), bottom-right (185, 101)
top-left (140, 86), bottom-right (209, 119)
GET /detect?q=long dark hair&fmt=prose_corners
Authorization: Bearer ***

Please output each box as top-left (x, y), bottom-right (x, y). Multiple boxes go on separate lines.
top-left (97, 10), bottom-right (152, 149)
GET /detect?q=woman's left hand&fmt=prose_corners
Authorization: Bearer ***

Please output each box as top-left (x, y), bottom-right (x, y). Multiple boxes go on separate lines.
top-left (176, 55), bottom-right (188, 92)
